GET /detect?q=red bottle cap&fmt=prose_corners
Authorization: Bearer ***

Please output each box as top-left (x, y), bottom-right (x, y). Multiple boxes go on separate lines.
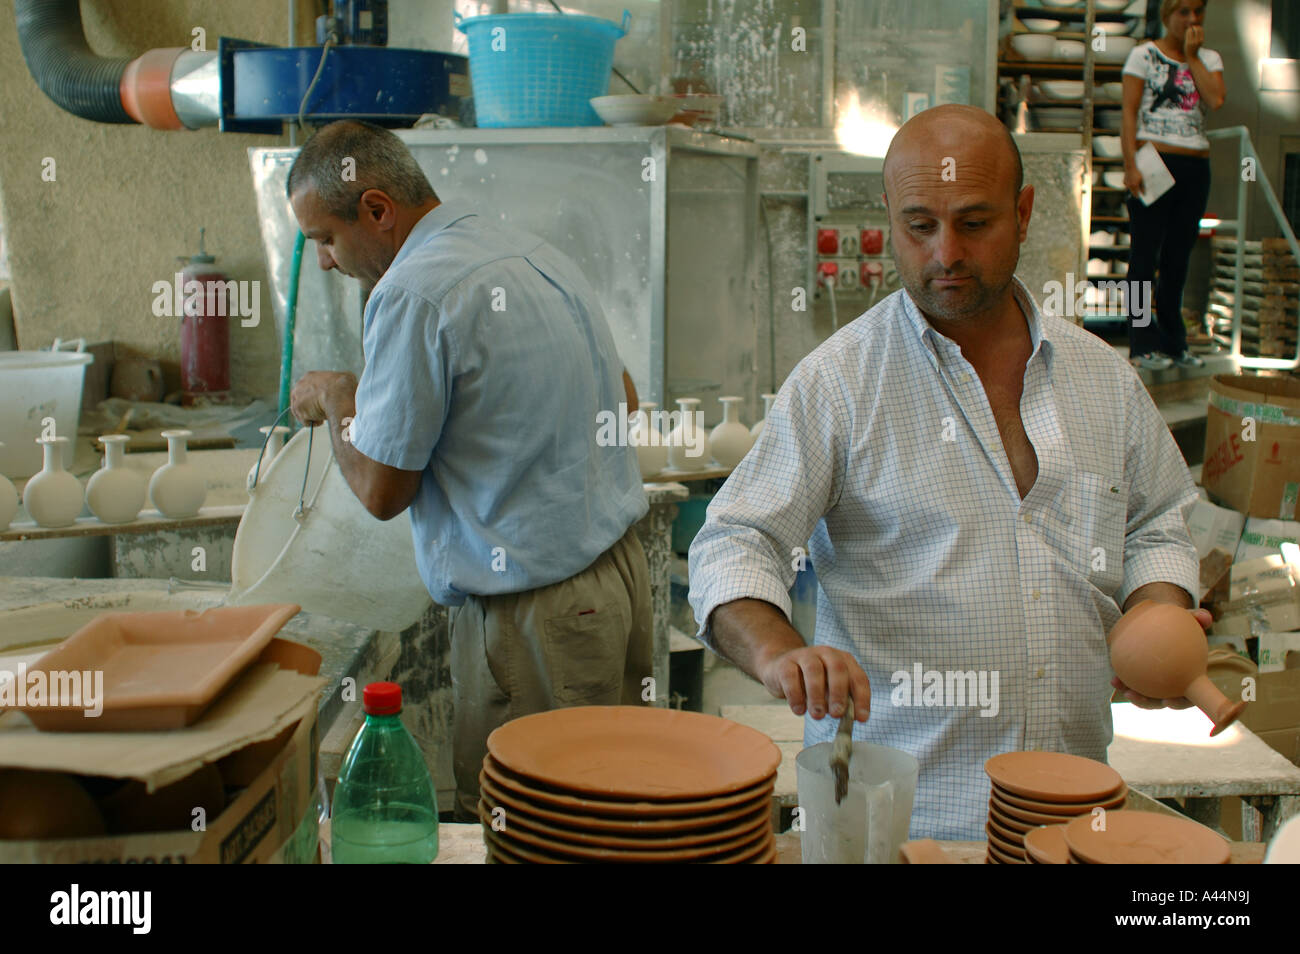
top-left (363, 682), bottom-right (402, 715)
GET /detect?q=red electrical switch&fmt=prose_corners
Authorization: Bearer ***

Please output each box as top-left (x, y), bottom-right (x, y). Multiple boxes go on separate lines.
top-left (817, 229), bottom-right (840, 254)
top-left (860, 229), bottom-right (884, 255)
top-left (861, 261), bottom-right (884, 286)
top-left (817, 262), bottom-right (839, 281)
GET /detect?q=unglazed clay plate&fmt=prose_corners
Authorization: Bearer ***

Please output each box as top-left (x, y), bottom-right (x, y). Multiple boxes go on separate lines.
top-left (986, 822), bottom-right (1027, 860)
top-left (487, 706), bottom-right (782, 799)
top-left (483, 821), bottom-right (773, 864)
top-left (993, 790), bottom-right (1128, 826)
top-left (986, 839), bottom-right (1023, 865)
top-left (1023, 824), bottom-right (1071, 865)
top-left (478, 769), bottom-right (770, 834)
top-left (478, 786), bottom-right (771, 850)
top-left (985, 751), bottom-right (1125, 803)
top-left (1064, 810), bottom-right (1230, 864)
top-left (988, 802), bottom-right (1035, 834)
top-left (987, 811), bottom-right (1030, 844)
top-left (483, 755), bottom-right (774, 818)
top-left (991, 781), bottom-right (1127, 815)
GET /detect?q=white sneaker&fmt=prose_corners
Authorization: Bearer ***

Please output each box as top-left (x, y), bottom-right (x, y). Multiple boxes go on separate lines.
top-left (1173, 351), bottom-right (1206, 368)
top-left (1133, 354), bottom-right (1174, 370)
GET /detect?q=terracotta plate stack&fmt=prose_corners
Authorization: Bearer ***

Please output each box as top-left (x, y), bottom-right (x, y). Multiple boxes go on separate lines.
top-left (478, 706), bottom-right (781, 864)
top-left (983, 751), bottom-right (1126, 864)
top-left (1063, 810), bottom-right (1230, 864)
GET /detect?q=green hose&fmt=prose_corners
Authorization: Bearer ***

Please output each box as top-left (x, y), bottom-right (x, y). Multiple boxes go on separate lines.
top-left (279, 230), bottom-right (306, 417)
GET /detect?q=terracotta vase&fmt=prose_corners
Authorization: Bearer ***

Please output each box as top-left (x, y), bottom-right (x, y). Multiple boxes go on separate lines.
top-left (629, 402), bottom-right (668, 480)
top-left (0, 443), bottom-right (17, 530)
top-left (22, 437), bottom-right (83, 528)
top-left (148, 429), bottom-right (207, 519)
top-left (750, 392), bottom-right (777, 438)
top-left (86, 434), bottom-right (147, 524)
top-left (667, 398), bottom-right (707, 471)
top-left (247, 425), bottom-right (292, 493)
top-left (708, 396), bottom-right (754, 469)
top-left (1107, 600), bottom-right (1246, 736)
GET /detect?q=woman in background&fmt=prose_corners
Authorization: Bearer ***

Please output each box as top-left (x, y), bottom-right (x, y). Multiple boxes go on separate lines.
top-left (1120, 0), bottom-right (1225, 371)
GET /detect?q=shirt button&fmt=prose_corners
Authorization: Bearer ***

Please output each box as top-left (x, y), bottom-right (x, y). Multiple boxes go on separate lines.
top-left (1022, 514), bottom-right (1032, 523)
top-left (1032, 589), bottom-right (1041, 600)
top-left (1036, 667), bottom-right (1045, 678)
top-left (960, 373), bottom-right (972, 384)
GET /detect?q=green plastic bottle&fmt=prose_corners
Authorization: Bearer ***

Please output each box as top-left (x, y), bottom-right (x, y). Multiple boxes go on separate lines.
top-left (331, 682), bottom-right (439, 864)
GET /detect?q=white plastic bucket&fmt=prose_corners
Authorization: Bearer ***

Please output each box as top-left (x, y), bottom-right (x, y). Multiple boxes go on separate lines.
top-left (0, 339), bottom-right (93, 478)
top-left (227, 425), bottom-right (432, 631)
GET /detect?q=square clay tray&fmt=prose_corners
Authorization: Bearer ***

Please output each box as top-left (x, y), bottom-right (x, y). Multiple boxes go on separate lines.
top-left (3, 603), bottom-right (300, 731)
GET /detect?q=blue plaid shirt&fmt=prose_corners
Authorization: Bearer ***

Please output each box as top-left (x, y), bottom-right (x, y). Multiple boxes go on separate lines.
top-left (689, 278), bottom-right (1199, 840)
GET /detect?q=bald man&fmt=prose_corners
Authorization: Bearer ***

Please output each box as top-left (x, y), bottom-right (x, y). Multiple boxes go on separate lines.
top-left (688, 105), bottom-right (1202, 839)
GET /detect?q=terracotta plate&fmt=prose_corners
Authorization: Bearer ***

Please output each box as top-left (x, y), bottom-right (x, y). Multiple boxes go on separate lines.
top-left (991, 782), bottom-right (1127, 816)
top-left (1023, 824), bottom-right (1070, 865)
top-left (985, 822), bottom-right (1027, 860)
top-left (483, 823), bottom-right (772, 864)
top-left (481, 802), bottom-right (769, 862)
top-left (988, 802), bottom-right (1035, 835)
top-left (487, 706), bottom-right (782, 799)
top-left (483, 755), bottom-right (774, 819)
top-left (1064, 810), bottom-right (1230, 864)
top-left (986, 811), bottom-right (1028, 846)
top-left (986, 840), bottom-right (1023, 865)
top-left (478, 788), bottom-right (771, 850)
top-left (985, 751), bottom-right (1124, 803)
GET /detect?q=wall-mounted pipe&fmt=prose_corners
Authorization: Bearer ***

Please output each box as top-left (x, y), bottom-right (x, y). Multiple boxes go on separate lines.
top-left (15, 0), bottom-right (219, 129)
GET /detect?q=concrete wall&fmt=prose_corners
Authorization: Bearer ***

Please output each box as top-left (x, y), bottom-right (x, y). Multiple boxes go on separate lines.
top-left (1204, 0), bottom-right (1299, 240)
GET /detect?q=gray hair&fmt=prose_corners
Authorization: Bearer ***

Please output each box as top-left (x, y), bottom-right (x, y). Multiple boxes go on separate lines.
top-left (286, 120), bottom-right (437, 221)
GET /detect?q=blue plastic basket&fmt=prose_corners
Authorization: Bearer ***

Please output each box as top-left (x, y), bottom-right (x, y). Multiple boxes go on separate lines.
top-left (454, 10), bottom-right (630, 127)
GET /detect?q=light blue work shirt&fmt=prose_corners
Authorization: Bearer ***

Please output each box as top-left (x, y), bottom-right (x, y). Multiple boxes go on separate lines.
top-left (350, 202), bottom-right (647, 606)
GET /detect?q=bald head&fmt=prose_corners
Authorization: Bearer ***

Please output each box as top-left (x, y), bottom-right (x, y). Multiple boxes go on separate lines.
top-left (883, 105), bottom-right (1023, 204)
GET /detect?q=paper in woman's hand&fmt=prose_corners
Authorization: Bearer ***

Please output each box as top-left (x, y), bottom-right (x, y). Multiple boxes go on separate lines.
top-left (1135, 142), bottom-right (1175, 206)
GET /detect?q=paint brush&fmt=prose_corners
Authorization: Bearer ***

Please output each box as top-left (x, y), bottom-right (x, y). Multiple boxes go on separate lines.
top-left (829, 696), bottom-right (855, 805)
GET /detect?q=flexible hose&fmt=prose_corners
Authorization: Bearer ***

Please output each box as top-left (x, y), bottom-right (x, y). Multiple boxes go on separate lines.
top-left (279, 231), bottom-right (306, 416)
top-left (15, 0), bottom-right (133, 123)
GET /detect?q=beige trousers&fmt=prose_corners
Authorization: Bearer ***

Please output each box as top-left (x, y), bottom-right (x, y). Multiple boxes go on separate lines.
top-left (449, 525), bottom-right (653, 821)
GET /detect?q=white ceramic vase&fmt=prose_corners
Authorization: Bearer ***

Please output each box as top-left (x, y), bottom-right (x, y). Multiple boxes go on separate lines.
top-left (23, 436), bottom-right (83, 528)
top-left (629, 402), bottom-right (668, 479)
top-left (86, 434), bottom-right (147, 524)
top-left (0, 443), bottom-right (18, 530)
top-left (751, 392), bottom-right (778, 438)
top-left (667, 397), bottom-right (708, 471)
top-left (709, 396), bottom-right (755, 469)
top-left (148, 429), bottom-right (207, 519)
top-left (247, 425), bottom-right (292, 494)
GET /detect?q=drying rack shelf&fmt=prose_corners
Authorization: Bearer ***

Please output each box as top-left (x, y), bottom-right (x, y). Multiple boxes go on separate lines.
top-left (0, 505), bottom-right (245, 542)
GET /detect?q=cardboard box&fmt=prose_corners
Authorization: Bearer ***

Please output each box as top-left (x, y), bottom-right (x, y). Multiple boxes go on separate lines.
top-left (1211, 555), bottom-right (1300, 636)
top-left (1202, 375), bottom-right (1300, 519)
top-left (1258, 632), bottom-right (1300, 673)
top-left (0, 637), bottom-right (324, 863)
top-left (1210, 669), bottom-right (1300, 734)
top-left (1187, 497), bottom-right (1247, 559)
top-left (1233, 517), bottom-right (1300, 564)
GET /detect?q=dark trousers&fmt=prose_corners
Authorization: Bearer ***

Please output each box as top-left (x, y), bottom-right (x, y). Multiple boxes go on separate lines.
top-left (1125, 153), bottom-right (1211, 358)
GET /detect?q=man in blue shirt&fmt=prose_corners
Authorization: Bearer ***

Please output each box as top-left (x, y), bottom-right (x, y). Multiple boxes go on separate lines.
top-left (286, 121), bottom-right (651, 820)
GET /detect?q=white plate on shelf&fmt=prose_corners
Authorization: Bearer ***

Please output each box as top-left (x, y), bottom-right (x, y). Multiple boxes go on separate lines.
top-left (1094, 136), bottom-right (1123, 157)
top-left (1038, 80), bottom-right (1084, 100)
top-left (1092, 20), bottom-right (1135, 35)
top-left (1011, 34), bottom-right (1057, 59)
top-left (590, 95), bottom-right (678, 127)
top-left (1103, 169), bottom-right (1128, 189)
top-left (1090, 230), bottom-right (1115, 246)
top-left (1021, 18), bottom-right (1062, 33)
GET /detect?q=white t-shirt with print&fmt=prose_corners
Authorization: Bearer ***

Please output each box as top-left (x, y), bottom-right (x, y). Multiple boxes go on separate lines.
top-left (1122, 41), bottom-right (1223, 151)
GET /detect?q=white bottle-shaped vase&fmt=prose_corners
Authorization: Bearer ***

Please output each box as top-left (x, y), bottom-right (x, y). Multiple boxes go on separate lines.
top-left (247, 425), bottom-right (292, 494)
top-left (149, 429), bottom-right (207, 518)
top-left (708, 396), bottom-right (755, 469)
top-left (86, 434), bottom-right (147, 524)
top-left (23, 436), bottom-right (83, 528)
top-left (0, 442), bottom-right (18, 530)
top-left (667, 397), bottom-right (707, 471)
top-left (629, 402), bottom-right (668, 479)
top-left (751, 392), bottom-right (778, 438)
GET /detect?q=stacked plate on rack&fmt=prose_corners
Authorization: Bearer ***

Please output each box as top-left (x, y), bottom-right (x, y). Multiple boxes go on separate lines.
top-left (983, 751), bottom-right (1126, 864)
top-left (1062, 810), bottom-right (1231, 864)
top-left (478, 706), bottom-right (781, 864)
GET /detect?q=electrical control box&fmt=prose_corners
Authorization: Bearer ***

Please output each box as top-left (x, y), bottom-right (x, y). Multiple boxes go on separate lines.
top-left (808, 153), bottom-right (900, 308)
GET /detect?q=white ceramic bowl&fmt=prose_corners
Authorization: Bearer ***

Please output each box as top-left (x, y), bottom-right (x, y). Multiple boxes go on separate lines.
top-left (1088, 257), bottom-right (1110, 276)
top-left (1011, 34), bottom-right (1057, 60)
top-left (1041, 0), bottom-right (1081, 7)
top-left (1103, 82), bottom-right (1125, 100)
top-left (1096, 110), bottom-right (1123, 130)
top-left (1096, 0), bottom-right (1128, 9)
top-left (1092, 20), bottom-right (1134, 35)
top-left (1096, 35), bottom-right (1137, 63)
top-left (1104, 169), bottom-right (1128, 189)
top-left (1094, 135), bottom-right (1123, 157)
top-left (1054, 39), bottom-right (1087, 61)
top-left (1091, 230), bottom-right (1115, 246)
top-left (1039, 80), bottom-right (1084, 100)
top-left (1021, 18), bottom-right (1062, 32)
top-left (591, 95), bottom-right (678, 127)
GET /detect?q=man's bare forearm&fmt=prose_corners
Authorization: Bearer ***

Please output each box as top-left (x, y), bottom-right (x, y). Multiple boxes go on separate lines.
top-left (1123, 581), bottom-right (1193, 613)
top-left (709, 598), bottom-right (807, 681)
